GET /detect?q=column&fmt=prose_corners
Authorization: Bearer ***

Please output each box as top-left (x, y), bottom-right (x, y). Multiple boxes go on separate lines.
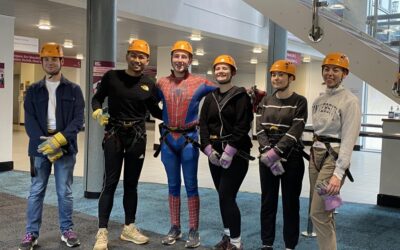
top-left (267, 21), bottom-right (287, 94)
top-left (83, 0), bottom-right (116, 198)
top-left (0, 14), bottom-right (15, 171)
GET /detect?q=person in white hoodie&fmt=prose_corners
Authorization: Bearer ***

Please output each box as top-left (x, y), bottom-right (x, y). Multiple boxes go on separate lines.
top-left (309, 52), bottom-right (361, 250)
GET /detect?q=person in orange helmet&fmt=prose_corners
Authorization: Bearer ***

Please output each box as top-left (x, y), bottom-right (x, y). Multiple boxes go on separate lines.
top-left (257, 60), bottom-right (308, 250)
top-left (309, 52), bottom-right (361, 250)
top-left (91, 39), bottom-right (162, 250)
top-left (199, 55), bottom-right (253, 250)
top-left (156, 40), bottom-right (216, 248)
top-left (19, 42), bottom-right (84, 250)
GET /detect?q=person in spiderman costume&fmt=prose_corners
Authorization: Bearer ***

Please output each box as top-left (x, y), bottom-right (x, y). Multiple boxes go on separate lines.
top-left (156, 40), bottom-right (216, 248)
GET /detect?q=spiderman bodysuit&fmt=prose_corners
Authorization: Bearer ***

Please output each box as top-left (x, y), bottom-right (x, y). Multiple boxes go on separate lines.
top-left (157, 71), bottom-right (216, 231)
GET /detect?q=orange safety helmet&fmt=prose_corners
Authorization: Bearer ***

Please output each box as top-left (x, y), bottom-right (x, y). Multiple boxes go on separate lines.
top-left (270, 60), bottom-right (296, 80)
top-left (213, 54), bottom-right (237, 71)
top-left (322, 52), bottom-right (349, 73)
top-left (40, 42), bottom-right (64, 58)
top-left (128, 39), bottom-right (150, 56)
top-left (171, 40), bottom-right (193, 56)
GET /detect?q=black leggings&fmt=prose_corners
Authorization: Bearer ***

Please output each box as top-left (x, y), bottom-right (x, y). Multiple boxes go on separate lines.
top-left (209, 154), bottom-right (249, 238)
top-left (259, 151), bottom-right (304, 249)
top-left (98, 127), bottom-right (146, 228)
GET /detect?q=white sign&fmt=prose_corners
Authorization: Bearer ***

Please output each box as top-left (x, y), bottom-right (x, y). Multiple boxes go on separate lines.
top-left (14, 35), bottom-right (39, 53)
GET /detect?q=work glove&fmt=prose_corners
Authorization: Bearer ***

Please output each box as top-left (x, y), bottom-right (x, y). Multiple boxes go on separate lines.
top-left (220, 144), bottom-right (237, 169)
top-left (269, 160), bottom-right (285, 176)
top-left (47, 147), bottom-right (64, 163)
top-left (260, 148), bottom-right (281, 167)
top-left (92, 108), bottom-right (109, 126)
top-left (315, 181), bottom-right (343, 211)
top-left (37, 132), bottom-right (67, 155)
top-left (203, 144), bottom-right (221, 166)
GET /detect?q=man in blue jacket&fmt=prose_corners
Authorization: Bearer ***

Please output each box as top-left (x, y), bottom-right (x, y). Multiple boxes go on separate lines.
top-left (18, 42), bottom-right (84, 250)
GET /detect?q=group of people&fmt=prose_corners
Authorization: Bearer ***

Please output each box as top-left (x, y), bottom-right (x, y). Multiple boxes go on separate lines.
top-left (18, 38), bottom-right (360, 250)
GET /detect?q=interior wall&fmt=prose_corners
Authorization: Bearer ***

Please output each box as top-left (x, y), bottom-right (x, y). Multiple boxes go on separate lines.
top-left (0, 14), bottom-right (15, 163)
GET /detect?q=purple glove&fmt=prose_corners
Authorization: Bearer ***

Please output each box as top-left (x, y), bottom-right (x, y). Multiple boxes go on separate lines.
top-left (316, 182), bottom-right (343, 211)
top-left (203, 144), bottom-right (221, 166)
top-left (260, 149), bottom-right (281, 167)
top-left (220, 144), bottom-right (237, 169)
top-left (269, 160), bottom-right (285, 176)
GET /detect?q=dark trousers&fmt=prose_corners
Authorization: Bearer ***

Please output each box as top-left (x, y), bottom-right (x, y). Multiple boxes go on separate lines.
top-left (259, 151), bottom-right (304, 249)
top-left (98, 126), bottom-right (146, 228)
top-left (209, 154), bottom-right (249, 238)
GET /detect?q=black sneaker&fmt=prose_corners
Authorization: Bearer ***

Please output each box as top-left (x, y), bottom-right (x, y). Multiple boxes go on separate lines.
top-left (161, 225), bottom-right (182, 245)
top-left (213, 234), bottom-right (229, 250)
top-left (185, 228), bottom-right (200, 248)
top-left (18, 233), bottom-right (38, 250)
top-left (61, 229), bottom-right (80, 247)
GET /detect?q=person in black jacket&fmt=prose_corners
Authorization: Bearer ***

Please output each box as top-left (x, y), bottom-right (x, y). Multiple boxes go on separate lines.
top-left (200, 55), bottom-right (253, 250)
top-left (91, 39), bottom-right (162, 250)
top-left (257, 60), bottom-right (308, 250)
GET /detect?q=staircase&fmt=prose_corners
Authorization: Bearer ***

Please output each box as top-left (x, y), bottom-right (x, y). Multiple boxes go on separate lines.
top-left (244, 0), bottom-right (399, 103)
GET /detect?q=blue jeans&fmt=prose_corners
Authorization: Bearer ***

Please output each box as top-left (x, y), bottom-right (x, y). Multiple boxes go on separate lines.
top-left (25, 154), bottom-right (76, 237)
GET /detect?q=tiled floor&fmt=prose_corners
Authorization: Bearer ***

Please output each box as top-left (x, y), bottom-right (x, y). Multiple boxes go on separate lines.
top-left (12, 124), bottom-right (381, 204)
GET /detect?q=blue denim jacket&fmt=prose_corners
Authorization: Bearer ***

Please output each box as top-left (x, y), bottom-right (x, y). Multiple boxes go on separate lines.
top-left (24, 75), bottom-right (85, 157)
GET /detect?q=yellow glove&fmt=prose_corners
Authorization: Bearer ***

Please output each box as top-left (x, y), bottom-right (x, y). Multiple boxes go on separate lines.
top-left (47, 147), bottom-right (64, 163)
top-left (92, 108), bottom-right (109, 126)
top-left (37, 132), bottom-right (68, 155)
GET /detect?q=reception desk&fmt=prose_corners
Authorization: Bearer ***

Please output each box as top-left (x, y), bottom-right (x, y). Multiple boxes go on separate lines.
top-left (378, 118), bottom-right (400, 208)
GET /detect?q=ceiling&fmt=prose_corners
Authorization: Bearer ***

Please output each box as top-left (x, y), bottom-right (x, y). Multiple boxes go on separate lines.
top-left (7, 0), bottom-right (305, 75)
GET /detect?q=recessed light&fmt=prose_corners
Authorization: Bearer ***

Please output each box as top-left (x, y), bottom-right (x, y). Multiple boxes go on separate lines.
top-left (63, 39), bottom-right (74, 48)
top-left (250, 58), bottom-right (258, 64)
top-left (37, 19), bottom-right (52, 30)
top-left (190, 34), bottom-right (202, 41)
top-left (195, 49), bottom-right (204, 56)
top-left (192, 59), bottom-right (199, 66)
top-left (76, 53), bottom-right (84, 60)
top-left (128, 34), bottom-right (138, 43)
top-left (302, 55), bottom-right (311, 63)
top-left (207, 70), bottom-right (212, 75)
top-left (329, 3), bottom-right (345, 10)
top-left (252, 47), bottom-right (262, 54)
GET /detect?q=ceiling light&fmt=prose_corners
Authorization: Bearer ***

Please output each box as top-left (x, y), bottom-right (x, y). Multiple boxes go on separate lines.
top-left (195, 49), bottom-right (204, 56)
top-left (190, 34), bottom-right (202, 41)
top-left (76, 53), bottom-right (84, 60)
top-left (63, 39), bottom-right (74, 48)
top-left (329, 3), bottom-right (345, 10)
top-left (37, 19), bottom-right (52, 30)
top-left (192, 59), bottom-right (199, 66)
top-left (207, 70), bottom-right (213, 75)
top-left (252, 47), bottom-right (263, 54)
top-left (250, 58), bottom-right (258, 64)
top-left (128, 34), bottom-right (138, 43)
top-left (302, 55), bottom-right (311, 63)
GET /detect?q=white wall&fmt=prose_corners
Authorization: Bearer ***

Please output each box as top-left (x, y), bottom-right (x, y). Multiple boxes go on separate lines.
top-left (0, 14), bottom-right (15, 163)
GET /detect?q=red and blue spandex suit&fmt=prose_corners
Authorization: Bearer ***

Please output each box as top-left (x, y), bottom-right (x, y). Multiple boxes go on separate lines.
top-left (157, 71), bottom-right (215, 231)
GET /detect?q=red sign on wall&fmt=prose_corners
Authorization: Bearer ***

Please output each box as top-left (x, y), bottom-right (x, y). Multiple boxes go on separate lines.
top-left (287, 51), bottom-right (302, 64)
top-left (14, 51), bottom-right (81, 68)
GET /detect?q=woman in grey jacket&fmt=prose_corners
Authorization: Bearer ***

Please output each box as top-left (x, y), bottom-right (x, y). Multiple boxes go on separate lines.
top-left (310, 52), bottom-right (361, 250)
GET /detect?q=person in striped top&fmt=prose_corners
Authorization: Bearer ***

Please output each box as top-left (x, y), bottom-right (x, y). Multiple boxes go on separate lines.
top-left (256, 60), bottom-right (308, 250)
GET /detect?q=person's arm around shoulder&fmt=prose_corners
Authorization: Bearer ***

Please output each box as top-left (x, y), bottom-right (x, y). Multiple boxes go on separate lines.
top-left (145, 80), bottom-right (162, 120)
